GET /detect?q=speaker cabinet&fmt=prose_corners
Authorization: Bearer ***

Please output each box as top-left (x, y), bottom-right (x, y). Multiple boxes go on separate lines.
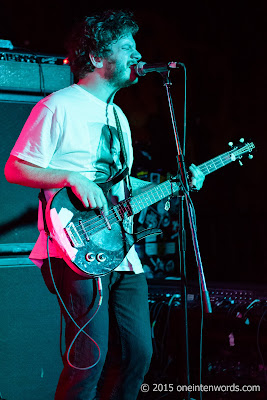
top-left (0, 95), bottom-right (41, 249)
top-left (0, 258), bottom-right (62, 400)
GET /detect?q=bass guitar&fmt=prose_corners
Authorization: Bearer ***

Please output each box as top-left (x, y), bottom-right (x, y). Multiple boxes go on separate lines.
top-left (45, 140), bottom-right (255, 277)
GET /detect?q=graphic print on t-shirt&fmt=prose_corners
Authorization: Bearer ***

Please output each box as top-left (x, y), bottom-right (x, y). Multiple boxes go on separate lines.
top-left (93, 124), bottom-right (122, 183)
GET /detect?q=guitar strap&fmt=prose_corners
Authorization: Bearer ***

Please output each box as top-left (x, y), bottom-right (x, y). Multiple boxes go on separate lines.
top-left (113, 106), bottom-right (133, 195)
top-left (39, 107), bottom-right (133, 236)
top-left (39, 189), bottom-right (49, 234)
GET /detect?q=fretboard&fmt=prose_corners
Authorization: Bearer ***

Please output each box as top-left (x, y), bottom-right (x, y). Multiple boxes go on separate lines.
top-left (130, 180), bottom-right (180, 215)
top-left (197, 150), bottom-right (234, 176)
top-left (128, 151), bottom-right (233, 215)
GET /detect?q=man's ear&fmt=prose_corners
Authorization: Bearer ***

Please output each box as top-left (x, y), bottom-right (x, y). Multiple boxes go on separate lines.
top-left (89, 53), bottom-right (103, 68)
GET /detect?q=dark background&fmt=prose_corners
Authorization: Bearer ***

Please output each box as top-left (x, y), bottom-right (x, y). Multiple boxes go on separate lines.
top-left (0, 0), bottom-right (266, 286)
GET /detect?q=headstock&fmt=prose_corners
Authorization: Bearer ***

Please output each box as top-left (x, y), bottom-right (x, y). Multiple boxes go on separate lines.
top-left (228, 138), bottom-right (255, 166)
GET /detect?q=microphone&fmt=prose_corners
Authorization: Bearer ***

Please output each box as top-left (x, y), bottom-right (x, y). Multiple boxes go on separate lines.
top-left (134, 61), bottom-right (180, 76)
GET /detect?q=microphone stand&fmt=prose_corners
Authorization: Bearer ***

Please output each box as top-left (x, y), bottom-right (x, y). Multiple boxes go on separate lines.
top-left (159, 67), bottom-right (212, 400)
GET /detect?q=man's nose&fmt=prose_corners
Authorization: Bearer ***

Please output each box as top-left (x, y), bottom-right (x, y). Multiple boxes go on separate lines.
top-left (132, 49), bottom-right (142, 62)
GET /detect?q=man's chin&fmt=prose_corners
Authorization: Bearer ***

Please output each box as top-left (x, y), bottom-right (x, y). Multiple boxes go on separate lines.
top-left (123, 76), bottom-right (139, 88)
top-left (119, 72), bottom-right (139, 88)
top-left (110, 68), bottom-right (139, 89)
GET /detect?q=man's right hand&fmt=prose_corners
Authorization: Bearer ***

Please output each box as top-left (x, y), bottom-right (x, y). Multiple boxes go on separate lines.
top-left (68, 172), bottom-right (109, 214)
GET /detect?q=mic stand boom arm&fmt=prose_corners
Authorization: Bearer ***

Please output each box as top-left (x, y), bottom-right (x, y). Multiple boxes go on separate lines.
top-left (159, 67), bottom-right (212, 396)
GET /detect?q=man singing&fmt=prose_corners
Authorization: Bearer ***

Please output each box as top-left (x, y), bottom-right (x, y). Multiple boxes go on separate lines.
top-left (5, 10), bottom-right (204, 400)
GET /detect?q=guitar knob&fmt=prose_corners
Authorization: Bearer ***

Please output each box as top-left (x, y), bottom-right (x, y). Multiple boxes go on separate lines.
top-left (85, 253), bottom-right (95, 262)
top-left (239, 138), bottom-right (245, 143)
top-left (228, 141), bottom-right (233, 147)
top-left (96, 253), bottom-right (106, 262)
top-left (248, 154), bottom-right (253, 159)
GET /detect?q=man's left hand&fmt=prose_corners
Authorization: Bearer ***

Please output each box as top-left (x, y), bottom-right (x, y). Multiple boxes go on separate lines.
top-left (189, 163), bottom-right (205, 190)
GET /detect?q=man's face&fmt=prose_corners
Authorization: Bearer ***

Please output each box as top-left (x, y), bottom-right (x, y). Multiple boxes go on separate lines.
top-left (102, 34), bottom-right (142, 88)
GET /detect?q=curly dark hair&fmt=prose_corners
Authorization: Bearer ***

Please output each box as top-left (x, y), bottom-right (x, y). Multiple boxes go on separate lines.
top-left (66, 10), bottom-right (139, 79)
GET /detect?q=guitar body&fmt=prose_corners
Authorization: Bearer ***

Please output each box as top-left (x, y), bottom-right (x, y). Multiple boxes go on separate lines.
top-left (46, 186), bottom-right (135, 277)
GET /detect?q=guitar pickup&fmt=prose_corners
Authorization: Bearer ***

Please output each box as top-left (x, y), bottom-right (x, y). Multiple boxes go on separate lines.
top-left (65, 222), bottom-right (84, 248)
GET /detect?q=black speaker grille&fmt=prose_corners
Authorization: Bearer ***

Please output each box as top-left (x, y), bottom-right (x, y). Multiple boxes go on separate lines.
top-left (0, 100), bottom-right (39, 247)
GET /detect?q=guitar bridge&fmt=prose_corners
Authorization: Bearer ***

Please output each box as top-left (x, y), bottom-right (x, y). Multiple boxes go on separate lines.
top-left (65, 222), bottom-right (84, 248)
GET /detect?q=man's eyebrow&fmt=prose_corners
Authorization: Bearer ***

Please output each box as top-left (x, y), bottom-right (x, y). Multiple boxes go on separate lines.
top-left (121, 41), bottom-right (136, 49)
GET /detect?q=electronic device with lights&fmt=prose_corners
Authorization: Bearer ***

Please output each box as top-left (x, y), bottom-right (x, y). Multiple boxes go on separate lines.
top-left (0, 49), bottom-right (73, 96)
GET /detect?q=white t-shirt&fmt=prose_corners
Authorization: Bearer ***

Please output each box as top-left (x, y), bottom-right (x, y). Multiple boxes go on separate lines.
top-left (11, 84), bottom-right (143, 273)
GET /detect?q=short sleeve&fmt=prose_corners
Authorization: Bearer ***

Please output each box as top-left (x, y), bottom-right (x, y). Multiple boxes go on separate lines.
top-left (11, 102), bottom-right (61, 168)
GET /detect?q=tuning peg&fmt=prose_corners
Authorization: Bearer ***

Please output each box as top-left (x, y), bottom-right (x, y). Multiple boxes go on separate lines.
top-left (248, 154), bottom-right (253, 159)
top-left (239, 138), bottom-right (245, 143)
top-left (239, 160), bottom-right (243, 166)
top-left (228, 141), bottom-right (233, 147)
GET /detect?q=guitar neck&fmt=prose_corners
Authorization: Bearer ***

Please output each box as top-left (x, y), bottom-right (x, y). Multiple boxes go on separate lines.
top-left (130, 180), bottom-right (179, 215)
top-left (126, 143), bottom-right (253, 215)
top-left (129, 150), bottom-right (233, 215)
top-left (197, 149), bottom-right (234, 176)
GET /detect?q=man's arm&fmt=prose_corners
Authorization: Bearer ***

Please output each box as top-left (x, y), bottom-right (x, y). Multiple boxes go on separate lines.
top-left (4, 155), bottom-right (109, 213)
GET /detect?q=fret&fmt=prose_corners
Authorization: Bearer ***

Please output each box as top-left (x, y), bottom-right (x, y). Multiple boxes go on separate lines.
top-left (198, 152), bottom-right (232, 176)
top-left (130, 180), bottom-right (179, 215)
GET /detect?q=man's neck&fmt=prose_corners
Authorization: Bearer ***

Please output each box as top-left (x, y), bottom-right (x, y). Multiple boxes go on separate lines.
top-left (77, 74), bottom-right (117, 104)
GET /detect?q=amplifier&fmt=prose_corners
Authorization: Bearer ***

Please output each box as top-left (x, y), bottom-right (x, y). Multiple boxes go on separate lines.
top-left (148, 279), bottom-right (267, 308)
top-left (145, 279), bottom-right (267, 399)
top-left (0, 49), bottom-right (73, 94)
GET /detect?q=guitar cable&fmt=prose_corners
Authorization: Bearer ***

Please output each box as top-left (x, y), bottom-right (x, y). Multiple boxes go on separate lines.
top-left (47, 236), bottom-right (103, 370)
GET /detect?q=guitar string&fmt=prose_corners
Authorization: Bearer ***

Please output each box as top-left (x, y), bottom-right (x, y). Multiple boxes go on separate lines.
top-left (72, 149), bottom-right (240, 235)
top-left (72, 190), bottom-right (160, 238)
top-left (85, 145), bottom-right (253, 236)
top-left (72, 181), bottom-right (172, 235)
top-left (199, 144), bottom-right (253, 174)
top-left (198, 153), bottom-right (231, 174)
top-left (71, 201), bottom-right (132, 237)
top-left (73, 181), bottom-right (173, 237)
top-left (64, 145), bottom-right (253, 240)
top-left (72, 201), bottom-right (132, 240)
top-left (76, 188), bottom-right (162, 239)
top-left (65, 191), bottom-right (166, 247)
top-left (67, 151), bottom-right (230, 239)
top-left (74, 179), bottom-right (180, 240)
top-left (68, 153), bottom-right (229, 239)
top-left (199, 144), bottom-right (252, 172)
top-left (199, 154), bottom-right (229, 168)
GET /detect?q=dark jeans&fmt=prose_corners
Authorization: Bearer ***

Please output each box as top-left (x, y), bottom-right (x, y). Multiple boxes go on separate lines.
top-left (41, 258), bottom-right (152, 400)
